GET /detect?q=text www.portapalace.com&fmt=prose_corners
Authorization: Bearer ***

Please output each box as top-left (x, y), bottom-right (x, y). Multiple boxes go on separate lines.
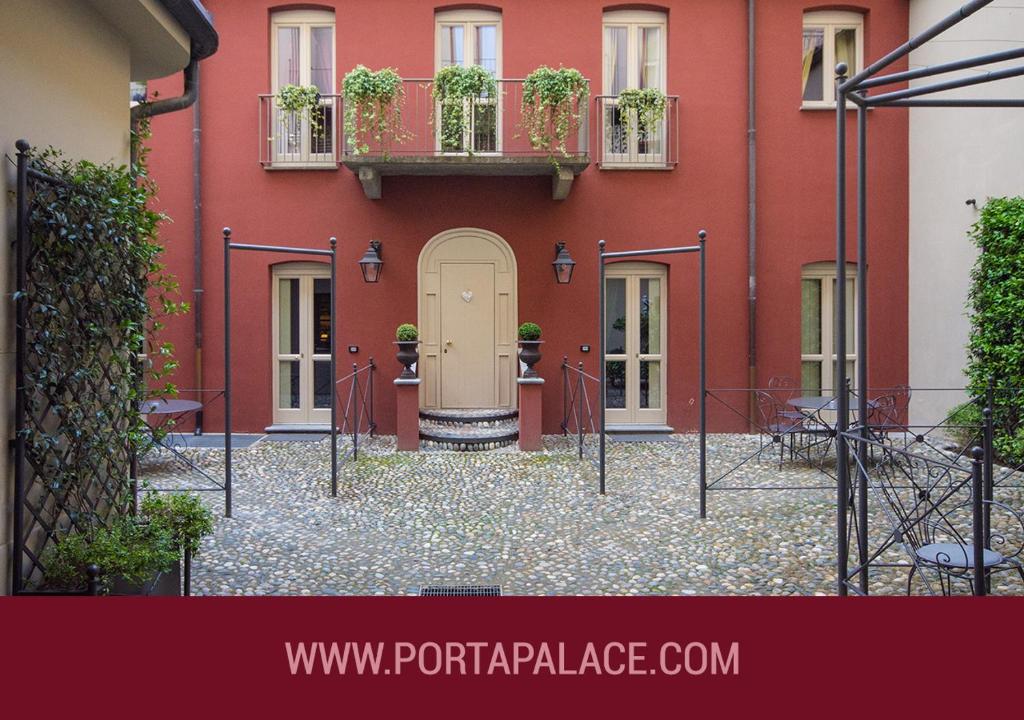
top-left (285, 641), bottom-right (739, 676)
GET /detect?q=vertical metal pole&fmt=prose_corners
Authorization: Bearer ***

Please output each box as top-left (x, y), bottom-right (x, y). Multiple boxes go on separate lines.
top-left (971, 447), bottom-right (986, 595)
top-left (13, 140), bottom-right (30, 594)
top-left (223, 227), bottom-right (232, 518)
top-left (856, 103), bottom-right (869, 595)
top-left (598, 240), bottom-right (607, 495)
top-left (835, 65), bottom-right (850, 596)
top-left (983, 377), bottom-right (994, 547)
top-left (352, 363), bottom-right (360, 461)
top-left (330, 238), bottom-right (338, 497)
top-left (184, 549), bottom-right (192, 597)
top-left (699, 230), bottom-right (708, 519)
top-left (577, 362), bottom-right (585, 461)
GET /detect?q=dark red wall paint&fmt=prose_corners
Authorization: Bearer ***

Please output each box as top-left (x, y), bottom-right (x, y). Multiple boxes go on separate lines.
top-left (146, 0), bottom-right (908, 435)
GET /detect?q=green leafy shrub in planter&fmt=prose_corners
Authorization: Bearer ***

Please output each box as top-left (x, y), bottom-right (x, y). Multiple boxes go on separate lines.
top-left (966, 197), bottom-right (1024, 465)
top-left (141, 492), bottom-right (214, 558)
top-left (342, 65), bottom-right (408, 156)
top-left (617, 87), bottom-right (667, 138)
top-left (43, 517), bottom-right (178, 592)
top-left (946, 401), bottom-right (982, 451)
top-left (275, 83), bottom-right (324, 136)
top-left (520, 66), bottom-right (589, 158)
top-left (432, 65), bottom-right (498, 153)
top-left (518, 322), bottom-right (542, 341)
top-left (396, 323), bottom-right (419, 341)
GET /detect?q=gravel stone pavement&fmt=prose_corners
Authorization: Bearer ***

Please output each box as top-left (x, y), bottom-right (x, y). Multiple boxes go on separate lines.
top-left (137, 433), bottom-right (1024, 596)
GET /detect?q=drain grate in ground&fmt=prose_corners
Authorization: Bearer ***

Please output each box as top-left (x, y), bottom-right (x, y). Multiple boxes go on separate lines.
top-left (419, 585), bottom-right (502, 597)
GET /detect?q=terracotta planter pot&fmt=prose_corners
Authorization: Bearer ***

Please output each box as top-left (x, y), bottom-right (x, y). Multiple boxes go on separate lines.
top-left (518, 339), bottom-right (544, 378)
top-left (394, 340), bottom-right (420, 379)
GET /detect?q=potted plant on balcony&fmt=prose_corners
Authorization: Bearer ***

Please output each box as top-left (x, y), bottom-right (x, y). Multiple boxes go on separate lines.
top-left (395, 323), bottom-right (420, 379)
top-left (521, 66), bottom-right (589, 160)
top-left (518, 322), bottom-right (544, 378)
top-left (276, 83), bottom-right (325, 137)
top-left (431, 65), bottom-right (498, 154)
top-left (342, 65), bottom-right (408, 157)
top-left (616, 87), bottom-right (667, 139)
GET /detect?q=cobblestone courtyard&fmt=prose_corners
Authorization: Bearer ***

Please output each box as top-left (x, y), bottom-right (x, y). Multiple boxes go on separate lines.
top-left (140, 434), bottom-right (1024, 596)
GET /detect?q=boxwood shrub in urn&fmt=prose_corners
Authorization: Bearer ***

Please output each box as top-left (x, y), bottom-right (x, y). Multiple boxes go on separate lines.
top-left (395, 323), bottom-right (420, 379)
top-left (518, 322), bottom-right (544, 378)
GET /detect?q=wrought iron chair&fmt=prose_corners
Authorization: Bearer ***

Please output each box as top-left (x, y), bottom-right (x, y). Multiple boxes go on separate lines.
top-left (865, 394), bottom-right (899, 448)
top-left (755, 389), bottom-right (806, 468)
top-left (767, 375), bottom-right (806, 422)
top-left (864, 447), bottom-right (1024, 595)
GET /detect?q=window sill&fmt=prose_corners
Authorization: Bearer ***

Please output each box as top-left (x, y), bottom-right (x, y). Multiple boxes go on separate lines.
top-left (598, 162), bottom-right (676, 171)
top-left (262, 162), bottom-right (339, 171)
top-left (800, 102), bottom-right (865, 112)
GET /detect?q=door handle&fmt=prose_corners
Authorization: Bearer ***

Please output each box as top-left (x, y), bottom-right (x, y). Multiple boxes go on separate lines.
top-left (446, 340), bottom-right (454, 346)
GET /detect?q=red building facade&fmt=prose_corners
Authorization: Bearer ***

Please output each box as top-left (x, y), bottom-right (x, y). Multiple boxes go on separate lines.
top-left (147, 0), bottom-right (909, 436)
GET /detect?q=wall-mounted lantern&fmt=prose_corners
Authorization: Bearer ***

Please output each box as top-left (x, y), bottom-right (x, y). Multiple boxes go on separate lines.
top-left (553, 242), bottom-right (576, 285)
top-left (358, 240), bottom-right (383, 283)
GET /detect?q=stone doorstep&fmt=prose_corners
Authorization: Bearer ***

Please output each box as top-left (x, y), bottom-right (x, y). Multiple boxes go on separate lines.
top-left (418, 411), bottom-right (520, 451)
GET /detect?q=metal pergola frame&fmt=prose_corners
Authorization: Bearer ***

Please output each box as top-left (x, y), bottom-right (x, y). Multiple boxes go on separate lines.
top-left (834, 0), bottom-right (1023, 595)
top-left (222, 228), bottom-right (339, 517)
top-left (598, 231), bottom-right (707, 509)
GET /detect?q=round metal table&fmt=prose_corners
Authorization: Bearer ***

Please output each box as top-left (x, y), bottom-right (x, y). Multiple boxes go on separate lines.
top-left (140, 398), bottom-right (203, 415)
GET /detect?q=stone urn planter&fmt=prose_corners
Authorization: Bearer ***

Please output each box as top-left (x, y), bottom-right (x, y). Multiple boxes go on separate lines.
top-left (394, 340), bottom-right (420, 379)
top-left (518, 340), bottom-right (544, 378)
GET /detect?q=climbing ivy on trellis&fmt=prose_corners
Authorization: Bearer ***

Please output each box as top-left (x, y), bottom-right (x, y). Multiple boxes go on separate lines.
top-left (520, 66), bottom-right (589, 158)
top-left (617, 87), bottom-right (667, 138)
top-left (342, 65), bottom-right (408, 156)
top-left (965, 196), bottom-right (1024, 463)
top-left (432, 64), bottom-right (498, 153)
top-left (16, 118), bottom-right (186, 584)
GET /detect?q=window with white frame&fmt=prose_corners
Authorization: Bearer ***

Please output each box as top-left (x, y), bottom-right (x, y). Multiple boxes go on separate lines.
top-left (801, 263), bottom-right (856, 396)
top-left (601, 9), bottom-right (667, 164)
top-left (802, 10), bottom-right (863, 107)
top-left (435, 9), bottom-right (502, 153)
top-left (270, 9), bottom-right (336, 162)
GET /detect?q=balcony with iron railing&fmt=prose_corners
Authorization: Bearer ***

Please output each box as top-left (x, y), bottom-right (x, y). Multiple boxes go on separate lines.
top-left (260, 79), bottom-right (590, 198)
top-left (258, 83), bottom-right (679, 195)
top-left (594, 95), bottom-right (679, 169)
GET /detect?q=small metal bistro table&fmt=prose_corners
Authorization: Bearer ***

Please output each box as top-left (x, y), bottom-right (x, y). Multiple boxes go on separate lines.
top-left (139, 398), bottom-right (224, 492)
top-left (787, 395), bottom-right (877, 467)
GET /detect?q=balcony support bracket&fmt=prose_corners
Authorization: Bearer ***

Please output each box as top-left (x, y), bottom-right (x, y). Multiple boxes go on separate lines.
top-left (552, 167), bottom-right (574, 201)
top-left (357, 166), bottom-right (382, 200)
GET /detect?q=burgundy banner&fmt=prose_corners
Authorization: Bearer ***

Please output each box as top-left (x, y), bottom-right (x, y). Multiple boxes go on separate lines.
top-left (3, 597), bottom-right (1020, 715)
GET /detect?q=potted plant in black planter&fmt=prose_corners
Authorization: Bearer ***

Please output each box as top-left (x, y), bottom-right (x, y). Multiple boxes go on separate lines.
top-left (41, 492), bottom-right (214, 596)
top-left (395, 323), bottom-right (420, 379)
top-left (518, 322), bottom-right (544, 378)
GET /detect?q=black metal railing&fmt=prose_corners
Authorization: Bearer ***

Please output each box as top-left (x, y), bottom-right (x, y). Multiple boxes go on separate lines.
top-left (259, 93), bottom-right (342, 166)
top-left (340, 79), bottom-right (589, 159)
top-left (335, 359), bottom-right (376, 461)
top-left (561, 357), bottom-right (600, 463)
top-left (594, 95), bottom-right (679, 168)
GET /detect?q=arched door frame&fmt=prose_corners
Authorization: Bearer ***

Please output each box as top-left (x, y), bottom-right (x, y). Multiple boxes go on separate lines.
top-left (417, 227), bottom-right (518, 409)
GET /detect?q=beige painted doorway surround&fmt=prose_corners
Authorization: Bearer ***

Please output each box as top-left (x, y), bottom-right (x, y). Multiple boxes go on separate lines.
top-left (419, 228), bottom-right (517, 409)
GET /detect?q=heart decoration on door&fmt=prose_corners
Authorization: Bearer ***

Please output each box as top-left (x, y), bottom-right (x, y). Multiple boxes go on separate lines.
top-left (461, 290), bottom-right (473, 303)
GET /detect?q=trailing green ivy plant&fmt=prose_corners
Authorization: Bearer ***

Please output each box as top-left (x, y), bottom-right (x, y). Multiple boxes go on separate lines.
top-left (342, 65), bottom-right (408, 156)
top-left (617, 87), bottom-right (667, 138)
top-left (275, 83), bottom-right (324, 136)
top-left (520, 66), bottom-right (589, 158)
top-left (432, 65), bottom-right (498, 153)
top-left (966, 196), bottom-right (1024, 463)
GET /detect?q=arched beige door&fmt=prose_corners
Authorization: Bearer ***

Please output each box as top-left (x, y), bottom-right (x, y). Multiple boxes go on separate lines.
top-left (418, 228), bottom-right (517, 409)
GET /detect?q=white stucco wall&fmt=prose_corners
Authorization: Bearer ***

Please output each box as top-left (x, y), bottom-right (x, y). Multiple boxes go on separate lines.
top-left (908, 0), bottom-right (1024, 426)
top-left (1, 0), bottom-right (194, 594)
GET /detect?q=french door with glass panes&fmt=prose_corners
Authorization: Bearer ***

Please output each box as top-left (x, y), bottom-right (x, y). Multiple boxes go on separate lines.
top-left (272, 265), bottom-right (332, 425)
top-left (800, 264), bottom-right (856, 396)
top-left (435, 9), bottom-right (501, 153)
top-left (602, 10), bottom-right (667, 165)
top-left (604, 264), bottom-right (667, 424)
top-left (271, 9), bottom-right (335, 163)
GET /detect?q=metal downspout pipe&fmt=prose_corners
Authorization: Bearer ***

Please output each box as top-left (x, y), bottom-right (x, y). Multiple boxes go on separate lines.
top-left (747, 0), bottom-right (758, 427)
top-left (192, 66), bottom-right (204, 430)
